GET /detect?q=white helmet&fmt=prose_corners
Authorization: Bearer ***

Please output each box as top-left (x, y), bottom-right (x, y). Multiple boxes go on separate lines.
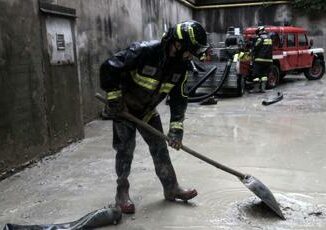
top-left (255, 26), bottom-right (265, 35)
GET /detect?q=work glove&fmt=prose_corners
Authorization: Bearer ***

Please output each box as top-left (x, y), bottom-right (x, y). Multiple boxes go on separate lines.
top-left (167, 128), bottom-right (183, 150)
top-left (107, 99), bottom-right (125, 115)
top-left (106, 91), bottom-right (126, 120)
top-left (106, 100), bottom-right (128, 122)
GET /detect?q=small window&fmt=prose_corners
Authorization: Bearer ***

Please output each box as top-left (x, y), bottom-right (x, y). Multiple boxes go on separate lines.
top-left (56, 34), bottom-right (65, 50)
top-left (287, 34), bottom-right (296, 47)
top-left (298, 34), bottom-right (308, 47)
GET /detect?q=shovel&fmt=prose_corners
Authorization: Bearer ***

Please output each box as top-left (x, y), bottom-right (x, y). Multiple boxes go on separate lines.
top-left (95, 93), bottom-right (285, 220)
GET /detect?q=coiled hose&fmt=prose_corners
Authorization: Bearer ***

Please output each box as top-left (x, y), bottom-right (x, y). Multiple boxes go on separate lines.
top-left (188, 58), bottom-right (233, 103)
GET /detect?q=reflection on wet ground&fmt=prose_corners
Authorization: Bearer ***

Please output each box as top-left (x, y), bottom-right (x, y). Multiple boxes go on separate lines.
top-left (1, 75), bottom-right (326, 229)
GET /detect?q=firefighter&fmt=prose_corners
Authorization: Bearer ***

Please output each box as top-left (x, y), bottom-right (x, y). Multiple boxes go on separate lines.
top-left (100, 20), bottom-right (209, 214)
top-left (250, 26), bottom-right (273, 93)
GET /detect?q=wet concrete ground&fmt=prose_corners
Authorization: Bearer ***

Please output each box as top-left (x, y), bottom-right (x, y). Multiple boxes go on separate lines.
top-left (1, 74), bottom-right (326, 229)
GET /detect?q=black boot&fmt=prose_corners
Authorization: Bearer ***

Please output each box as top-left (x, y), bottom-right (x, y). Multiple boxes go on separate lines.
top-left (115, 178), bottom-right (135, 214)
top-left (259, 80), bottom-right (267, 93)
top-left (249, 78), bottom-right (261, 94)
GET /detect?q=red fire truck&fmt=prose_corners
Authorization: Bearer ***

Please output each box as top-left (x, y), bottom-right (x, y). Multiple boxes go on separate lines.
top-left (241, 26), bottom-right (325, 88)
top-left (186, 26), bottom-right (325, 101)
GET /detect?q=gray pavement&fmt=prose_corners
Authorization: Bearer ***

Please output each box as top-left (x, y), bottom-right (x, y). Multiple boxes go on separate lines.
top-left (1, 74), bottom-right (326, 229)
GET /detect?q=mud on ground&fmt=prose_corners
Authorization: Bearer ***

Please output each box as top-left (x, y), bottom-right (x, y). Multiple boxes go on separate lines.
top-left (0, 75), bottom-right (326, 229)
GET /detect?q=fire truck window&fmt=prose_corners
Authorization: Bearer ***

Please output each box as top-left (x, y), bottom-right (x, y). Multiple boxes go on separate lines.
top-left (287, 34), bottom-right (296, 47)
top-left (298, 34), bottom-right (308, 46)
top-left (270, 33), bottom-right (281, 48)
top-left (279, 34), bottom-right (286, 47)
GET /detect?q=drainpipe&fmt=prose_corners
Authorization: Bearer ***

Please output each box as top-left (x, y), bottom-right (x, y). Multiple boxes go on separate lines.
top-left (177, 0), bottom-right (290, 9)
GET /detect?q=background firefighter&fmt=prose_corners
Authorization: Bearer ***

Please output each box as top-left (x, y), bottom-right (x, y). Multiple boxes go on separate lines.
top-left (250, 26), bottom-right (273, 93)
top-left (99, 21), bottom-right (209, 214)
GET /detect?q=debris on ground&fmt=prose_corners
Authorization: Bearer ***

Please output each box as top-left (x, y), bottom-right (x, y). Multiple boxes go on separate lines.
top-left (2, 207), bottom-right (122, 230)
top-left (262, 92), bottom-right (284, 106)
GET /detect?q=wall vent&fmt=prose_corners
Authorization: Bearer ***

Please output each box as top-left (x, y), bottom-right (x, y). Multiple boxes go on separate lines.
top-left (56, 34), bottom-right (65, 50)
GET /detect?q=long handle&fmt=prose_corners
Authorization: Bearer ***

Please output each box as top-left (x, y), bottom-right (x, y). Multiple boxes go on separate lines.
top-left (95, 93), bottom-right (246, 179)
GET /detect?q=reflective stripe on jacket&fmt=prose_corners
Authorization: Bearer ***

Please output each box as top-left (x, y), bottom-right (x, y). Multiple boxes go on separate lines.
top-left (253, 33), bottom-right (273, 63)
top-left (100, 40), bottom-right (188, 123)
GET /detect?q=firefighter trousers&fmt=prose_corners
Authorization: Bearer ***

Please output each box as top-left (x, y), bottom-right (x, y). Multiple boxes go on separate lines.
top-left (112, 114), bottom-right (178, 191)
top-left (252, 61), bottom-right (271, 82)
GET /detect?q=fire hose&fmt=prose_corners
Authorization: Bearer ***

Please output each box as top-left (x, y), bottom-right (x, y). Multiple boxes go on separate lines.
top-left (187, 58), bottom-right (233, 103)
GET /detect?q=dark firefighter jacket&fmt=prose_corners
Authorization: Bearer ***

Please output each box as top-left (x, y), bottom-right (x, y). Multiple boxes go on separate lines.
top-left (100, 40), bottom-right (188, 129)
top-left (252, 33), bottom-right (273, 63)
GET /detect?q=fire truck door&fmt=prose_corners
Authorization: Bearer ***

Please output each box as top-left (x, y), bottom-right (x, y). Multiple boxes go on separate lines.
top-left (284, 33), bottom-right (298, 70)
top-left (298, 33), bottom-right (313, 68)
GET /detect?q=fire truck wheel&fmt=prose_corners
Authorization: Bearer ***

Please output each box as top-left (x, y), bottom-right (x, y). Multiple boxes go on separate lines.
top-left (267, 65), bottom-right (280, 89)
top-left (304, 59), bottom-right (325, 80)
top-left (279, 71), bottom-right (286, 81)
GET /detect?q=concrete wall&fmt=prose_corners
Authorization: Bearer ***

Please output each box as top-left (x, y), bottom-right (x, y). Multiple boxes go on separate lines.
top-left (54, 0), bottom-right (192, 123)
top-left (0, 0), bottom-right (192, 176)
top-left (0, 0), bottom-right (50, 175)
top-left (194, 4), bottom-right (293, 46)
top-left (293, 13), bottom-right (326, 51)
top-left (1, 0), bottom-right (325, 176)
top-left (194, 4), bottom-right (326, 51)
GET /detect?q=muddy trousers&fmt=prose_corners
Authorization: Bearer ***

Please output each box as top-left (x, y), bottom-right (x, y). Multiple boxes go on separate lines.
top-left (113, 114), bottom-right (178, 192)
top-left (252, 61), bottom-right (271, 91)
